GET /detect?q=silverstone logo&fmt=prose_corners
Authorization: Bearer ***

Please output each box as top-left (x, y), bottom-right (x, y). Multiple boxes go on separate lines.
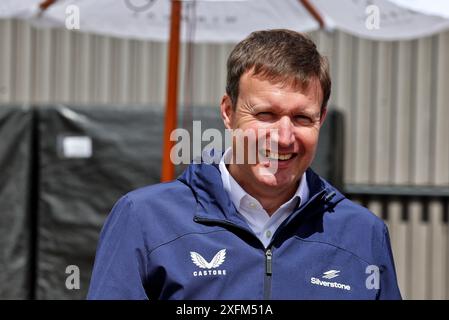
top-left (310, 270), bottom-right (351, 291)
top-left (190, 249), bottom-right (227, 277)
top-left (322, 270), bottom-right (340, 279)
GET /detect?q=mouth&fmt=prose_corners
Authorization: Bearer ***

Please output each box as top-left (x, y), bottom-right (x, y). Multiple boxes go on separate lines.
top-left (261, 150), bottom-right (298, 162)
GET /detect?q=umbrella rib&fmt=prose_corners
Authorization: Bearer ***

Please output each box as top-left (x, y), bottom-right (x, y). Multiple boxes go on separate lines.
top-left (39, 0), bottom-right (58, 12)
top-left (299, 0), bottom-right (325, 29)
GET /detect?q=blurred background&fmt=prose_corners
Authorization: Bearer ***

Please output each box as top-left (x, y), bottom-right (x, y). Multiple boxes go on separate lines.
top-left (0, 0), bottom-right (448, 300)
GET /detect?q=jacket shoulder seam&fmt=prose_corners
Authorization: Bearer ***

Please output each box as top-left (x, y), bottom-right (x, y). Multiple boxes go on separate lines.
top-left (294, 236), bottom-right (374, 266)
top-left (146, 229), bottom-right (229, 256)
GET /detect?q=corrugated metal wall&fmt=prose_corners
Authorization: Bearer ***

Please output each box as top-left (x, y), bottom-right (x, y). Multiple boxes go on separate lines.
top-left (348, 195), bottom-right (449, 300)
top-left (1, 19), bottom-right (449, 299)
top-left (318, 30), bottom-right (449, 187)
top-left (1, 19), bottom-right (448, 187)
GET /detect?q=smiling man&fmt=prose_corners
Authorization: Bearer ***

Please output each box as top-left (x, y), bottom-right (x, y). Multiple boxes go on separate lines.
top-left (88, 29), bottom-right (402, 300)
top-left (221, 69), bottom-right (325, 216)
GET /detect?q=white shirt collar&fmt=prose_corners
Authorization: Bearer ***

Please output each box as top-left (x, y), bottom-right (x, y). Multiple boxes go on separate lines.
top-left (219, 148), bottom-right (309, 247)
top-left (219, 148), bottom-right (309, 216)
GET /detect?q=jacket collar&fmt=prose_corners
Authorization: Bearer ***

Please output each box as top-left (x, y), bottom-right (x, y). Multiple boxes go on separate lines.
top-left (177, 162), bottom-right (345, 227)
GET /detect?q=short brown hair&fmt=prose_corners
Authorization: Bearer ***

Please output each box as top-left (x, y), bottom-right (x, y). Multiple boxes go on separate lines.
top-left (226, 29), bottom-right (331, 111)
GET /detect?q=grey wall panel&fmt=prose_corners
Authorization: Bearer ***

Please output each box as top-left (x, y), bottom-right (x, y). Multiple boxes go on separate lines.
top-left (408, 201), bottom-right (429, 299)
top-left (429, 201), bottom-right (446, 299)
top-left (412, 38), bottom-right (432, 185)
top-left (32, 27), bottom-right (52, 103)
top-left (372, 42), bottom-right (393, 184)
top-left (387, 200), bottom-right (409, 299)
top-left (434, 32), bottom-right (449, 186)
top-left (351, 195), bottom-right (449, 300)
top-left (0, 19), bottom-right (12, 102)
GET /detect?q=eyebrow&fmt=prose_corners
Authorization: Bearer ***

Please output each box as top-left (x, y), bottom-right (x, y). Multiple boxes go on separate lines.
top-left (253, 104), bottom-right (320, 117)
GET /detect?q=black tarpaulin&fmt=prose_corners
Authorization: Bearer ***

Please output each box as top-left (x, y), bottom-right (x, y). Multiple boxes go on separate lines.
top-left (0, 105), bottom-right (33, 299)
top-left (36, 105), bottom-right (164, 299)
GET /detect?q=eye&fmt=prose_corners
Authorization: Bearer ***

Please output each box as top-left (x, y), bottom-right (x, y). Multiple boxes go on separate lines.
top-left (293, 115), bottom-right (314, 125)
top-left (256, 112), bottom-right (275, 121)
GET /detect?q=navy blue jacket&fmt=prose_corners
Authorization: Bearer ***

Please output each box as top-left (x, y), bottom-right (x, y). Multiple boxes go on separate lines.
top-left (87, 163), bottom-right (401, 300)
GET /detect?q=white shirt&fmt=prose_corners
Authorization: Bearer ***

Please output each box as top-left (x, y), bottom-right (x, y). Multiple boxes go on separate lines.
top-left (219, 148), bottom-right (309, 248)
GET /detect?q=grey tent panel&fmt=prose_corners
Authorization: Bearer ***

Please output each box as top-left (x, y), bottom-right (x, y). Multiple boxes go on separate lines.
top-left (0, 105), bottom-right (33, 299)
top-left (36, 105), bottom-right (164, 299)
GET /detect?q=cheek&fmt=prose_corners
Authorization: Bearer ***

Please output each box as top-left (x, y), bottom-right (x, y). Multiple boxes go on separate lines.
top-left (234, 120), bottom-right (270, 146)
top-left (295, 129), bottom-right (320, 151)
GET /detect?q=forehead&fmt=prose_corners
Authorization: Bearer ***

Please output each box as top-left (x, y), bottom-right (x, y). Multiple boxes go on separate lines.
top-left (238, 71), bottom-right (323, 107)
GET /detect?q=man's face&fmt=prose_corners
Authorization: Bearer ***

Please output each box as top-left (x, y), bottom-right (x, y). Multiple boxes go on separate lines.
top-left (220, 71), bottom-right (326, 196)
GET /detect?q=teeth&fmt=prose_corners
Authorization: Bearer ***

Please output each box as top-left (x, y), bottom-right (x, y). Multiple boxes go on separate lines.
top-left (264, 151), bottom-right (293, 161)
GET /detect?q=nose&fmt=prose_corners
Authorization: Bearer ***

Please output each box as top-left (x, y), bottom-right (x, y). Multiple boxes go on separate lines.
top-left (275, 116), bottom-right (295, 148)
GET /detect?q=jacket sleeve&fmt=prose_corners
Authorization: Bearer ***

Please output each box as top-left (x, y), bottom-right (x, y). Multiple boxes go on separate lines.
top-left (377, 224), bottom-right (402, 300)
top-left (87, 195), bottom-right (149, 300)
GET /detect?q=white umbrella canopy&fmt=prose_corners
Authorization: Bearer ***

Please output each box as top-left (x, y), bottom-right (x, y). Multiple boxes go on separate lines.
top-left (312, 0), bottom-right (449, 41)
top-left (0, 0), bottom-right (40, 18)
top-left (0, 0), bottom-right (323, 42)
top-left (0, 0), bottom-right (66, 27)
top-left (1, 0), bottom-right (449, 42)
top-left (388, 0), bottom-right (449, 20)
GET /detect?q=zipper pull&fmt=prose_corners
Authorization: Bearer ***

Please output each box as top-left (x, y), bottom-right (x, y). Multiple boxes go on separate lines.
top-left (323, 191), bottom-right (336, 203)
top-left (265, 249), bottom-right (272, 275)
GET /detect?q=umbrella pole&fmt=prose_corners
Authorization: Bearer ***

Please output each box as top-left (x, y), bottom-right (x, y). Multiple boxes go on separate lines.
top-left (161, 0), bottom-right (182, 182)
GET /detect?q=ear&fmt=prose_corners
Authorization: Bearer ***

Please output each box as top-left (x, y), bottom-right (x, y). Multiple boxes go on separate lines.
top-left (319, 106), bottom-right (327, 126)
top-left (220, 94), bottom-right (234, 129)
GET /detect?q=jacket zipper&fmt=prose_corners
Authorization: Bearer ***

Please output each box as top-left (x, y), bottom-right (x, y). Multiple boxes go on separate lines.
top-left (262, 189), bottom-right (331, 299)
top-left (193, 189), bottom-right (335, 300)
top-left (264, 248), bottom-right (273, 300)
top-left (193, 217), bottom-right (273, 299)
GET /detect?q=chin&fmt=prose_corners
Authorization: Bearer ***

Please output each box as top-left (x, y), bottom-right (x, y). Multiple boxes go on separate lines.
top-left (254, 168), bottom-right (295, 188)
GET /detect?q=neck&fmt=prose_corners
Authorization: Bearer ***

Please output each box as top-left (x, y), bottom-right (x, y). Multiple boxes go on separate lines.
top-left (228, 164), bottom-right (299, 216)
top-left (257, 190), bottom-right (297, 215)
